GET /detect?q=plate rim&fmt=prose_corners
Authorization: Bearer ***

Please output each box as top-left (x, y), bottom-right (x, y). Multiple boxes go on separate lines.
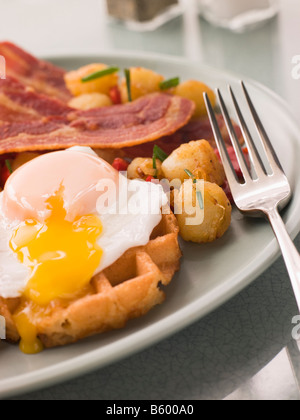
top-left (1, 50), bottom-right (300, 399)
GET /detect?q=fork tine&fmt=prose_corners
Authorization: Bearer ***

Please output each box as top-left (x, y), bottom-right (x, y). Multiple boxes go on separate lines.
top-left (216, 88), bottom-right (252, 183)
top-left (241, 81), bottom-right (285, 174)
top-left (204, 93), bottom-right (241, 193)
top-left (229, 85), bottom-right (267, 179)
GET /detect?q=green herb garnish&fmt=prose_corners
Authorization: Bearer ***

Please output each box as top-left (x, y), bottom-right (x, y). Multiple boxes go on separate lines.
top-left (81, 67), bottom-right (119, 83)
top-left (124, 68), bottom-right (132, 102)
top-left (153, 145), bottom-right (169, 163)
top-left (160, 77), bottom-right (180, 91)
top-left (152, 155), bottom-right (157, 175)
top-left (5, 160), bottom-right (13, 174)
top-left (152, 145), bottom-right (169, 178)
top-left (184, 169), bottom-right (194, 180)
top-left (196, 191), bottom-right (204, 210)
top-left (184, 169), bottom-right (204, 210)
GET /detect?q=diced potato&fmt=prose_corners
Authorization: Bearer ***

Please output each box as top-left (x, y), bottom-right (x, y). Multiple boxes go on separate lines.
top-left (65, 64), bottom-right (119, 97)
top-left (161, 140), bottom-right (225, 186)
top-left (68, 93), bottom-right (112, 110)
top-left (127, 158), bottom-right (163, 180)
top-left (174, 80), bottom-right (216, 118)
top-left (12, 152), bottom-right (40, 171)
top-left (120, 67), bottom-right (164, 102)
top-left (174, 180), bottom-right (231, 243)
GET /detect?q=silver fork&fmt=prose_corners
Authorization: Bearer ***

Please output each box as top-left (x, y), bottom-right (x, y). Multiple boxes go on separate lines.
top-left (204, 82), bottom-right (300, 312)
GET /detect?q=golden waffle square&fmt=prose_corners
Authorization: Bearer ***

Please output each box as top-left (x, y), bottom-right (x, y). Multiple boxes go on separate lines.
top-left (0, 211), bottom-right (181, 349)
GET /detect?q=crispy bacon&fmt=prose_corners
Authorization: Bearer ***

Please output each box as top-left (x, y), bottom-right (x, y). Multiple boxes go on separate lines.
top-left (0, 77), bottom-right (72, 121)
top-left (0, 43), bottom-right (241, 159)
top-left (0, 78), bottom-right (195, 155)
top-left (0, 41), bottom-right (71, 102)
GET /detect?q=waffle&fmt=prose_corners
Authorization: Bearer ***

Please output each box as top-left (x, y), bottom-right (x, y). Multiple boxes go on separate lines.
top-left (0, 210), bottom-right (181, 349)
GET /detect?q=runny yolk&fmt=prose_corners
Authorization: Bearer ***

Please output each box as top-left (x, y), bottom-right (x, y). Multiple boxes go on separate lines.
top-left (13, 310), bottom-right (44, 355)
top-left (10, 187), bottom-right (103, 354)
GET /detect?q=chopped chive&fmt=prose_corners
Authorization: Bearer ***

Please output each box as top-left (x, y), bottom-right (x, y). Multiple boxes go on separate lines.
top-left (5, 160), bottom-right (13, 174)
top-left (160, 77), bottom-right (180, 91)
top-left (153, 145), bottom-right (169, 163)
top-left (124, 69), bottom-right (132, 102)
top-left (152, 156), bottom-right (158, 179)
top-left (152, 145), bottom-right (169, 178)
top-left (196, 191), bottom-right (204, 210)
top-left (81, 67), bottom-right (119, 83)
top-left (184, 169), bottom-right (194, 180)
top-left (152, 155), bottom-right (157, 170)
top-left (184, 168), bottom-right (204, 210)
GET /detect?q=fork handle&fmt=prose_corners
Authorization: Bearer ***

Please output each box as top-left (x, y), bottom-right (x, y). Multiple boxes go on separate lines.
top-left (267, 208), bottom-right (300, 312)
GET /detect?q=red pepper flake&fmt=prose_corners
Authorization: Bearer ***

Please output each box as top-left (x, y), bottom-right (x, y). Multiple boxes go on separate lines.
top-left (112, 158), bottom-right (129, 171)
top-left (145, 175), bottom-right (155, 182)
top-left (109, 86), bottom-right (122, 105)
top-left (112, 158), bottom-right (129, 172)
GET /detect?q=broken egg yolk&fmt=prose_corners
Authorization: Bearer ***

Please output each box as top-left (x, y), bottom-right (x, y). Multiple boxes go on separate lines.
top-left (10, 189), bottom-right (103, 354)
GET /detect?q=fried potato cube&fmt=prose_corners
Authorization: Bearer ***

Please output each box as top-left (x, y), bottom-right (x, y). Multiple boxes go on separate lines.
top-left (120, 67), bottom-right (164, 102)
top-left (65, 64), bottom-right (119, 97)
top-left (127, 158), bottom-right (163, 180)
top-left (161, 140), bottom-right (225, 186)
top-left (174, 180), bottom-right (231, 243)
top-left (174, 80), bottom-right (216, 118)
top-left (68, 93), bottom-right (112, 110)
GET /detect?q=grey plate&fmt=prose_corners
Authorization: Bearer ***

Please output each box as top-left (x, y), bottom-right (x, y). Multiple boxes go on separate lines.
top-left (1, 52), bottom-right (300, 399)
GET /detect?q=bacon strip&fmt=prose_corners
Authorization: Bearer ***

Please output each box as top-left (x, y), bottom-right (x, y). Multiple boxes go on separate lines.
top-left (0, 41), bottom-right (71, 102)
top-left (0, 78), bottom-right (195, 155)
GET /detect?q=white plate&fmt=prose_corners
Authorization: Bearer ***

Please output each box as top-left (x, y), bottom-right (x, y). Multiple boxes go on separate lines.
top-left (1, 52), bottom-right (300, 399)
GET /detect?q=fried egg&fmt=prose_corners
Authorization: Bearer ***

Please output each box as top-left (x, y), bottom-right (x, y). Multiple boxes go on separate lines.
top-left (0, 147), bottom-right (167, 353)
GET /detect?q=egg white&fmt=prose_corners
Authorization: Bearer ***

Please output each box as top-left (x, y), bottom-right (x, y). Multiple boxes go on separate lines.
top-left (0, 195), bottom-right (30, 298)
top-left (96, 177), bottom-right (167, 273)
top-left (0, 147), bottom-right (167, 299)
